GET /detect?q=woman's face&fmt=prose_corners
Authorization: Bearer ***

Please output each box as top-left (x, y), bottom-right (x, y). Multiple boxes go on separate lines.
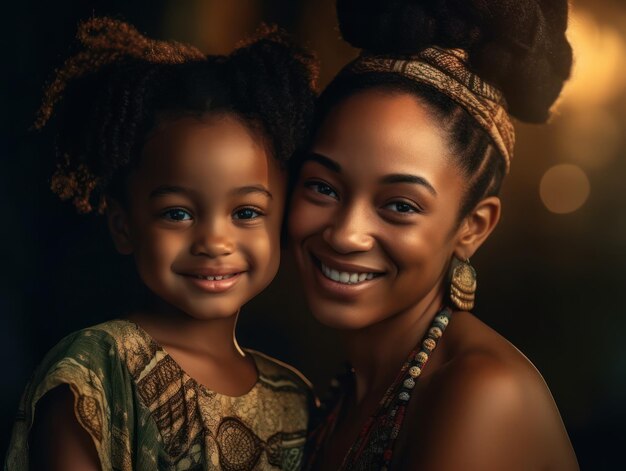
top-left (288, 90), bottom-right (469, 330)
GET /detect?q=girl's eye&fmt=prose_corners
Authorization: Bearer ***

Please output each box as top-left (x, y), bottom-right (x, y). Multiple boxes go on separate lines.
top-left (384, 201), bottom-right (421, 214)
top-left (233, 207), bottom-right (262, 220)
top-left (161, 208), bottom-right (192, 221)
top-left (305, 181), bottom-right (338, 199)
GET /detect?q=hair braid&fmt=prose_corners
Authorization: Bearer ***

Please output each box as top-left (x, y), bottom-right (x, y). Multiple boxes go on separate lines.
top-left (312, 0), bottom-right (571, 221)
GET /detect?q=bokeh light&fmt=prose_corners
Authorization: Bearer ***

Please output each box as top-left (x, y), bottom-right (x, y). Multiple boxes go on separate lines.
top-left (539, 164), bottom-right (591, 214)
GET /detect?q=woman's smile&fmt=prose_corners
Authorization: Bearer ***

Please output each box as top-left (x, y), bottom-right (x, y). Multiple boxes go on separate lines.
top-left (288, 90), bottom-right (466, 330)
top-left (309, 251), bottom-right (386, 299)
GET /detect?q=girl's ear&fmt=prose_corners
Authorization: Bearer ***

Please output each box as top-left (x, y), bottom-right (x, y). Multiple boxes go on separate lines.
top-left (454, 196), bottom-right (501, 260)
top-left (106, 198), bottom-right (134, 255)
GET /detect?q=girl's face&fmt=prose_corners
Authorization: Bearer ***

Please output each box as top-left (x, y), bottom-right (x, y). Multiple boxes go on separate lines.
top-left (110, 115), bottom-right (286, 320)
top-left (289, 90), bottom-right (469, 330)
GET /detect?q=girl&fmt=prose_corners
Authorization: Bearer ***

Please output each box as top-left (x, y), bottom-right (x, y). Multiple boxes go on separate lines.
top-left (6, 17), bottom-right (316, 471)
top-left (289, 0), bottom-right (579, 469)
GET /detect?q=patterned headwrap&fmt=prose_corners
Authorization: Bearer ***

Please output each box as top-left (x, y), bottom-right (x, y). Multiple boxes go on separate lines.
top-left (346, 47), bottom-right (515, 172)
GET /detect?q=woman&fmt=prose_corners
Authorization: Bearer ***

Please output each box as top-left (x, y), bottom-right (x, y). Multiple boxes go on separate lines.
top-left (288, 0), bottom-right (579, 469)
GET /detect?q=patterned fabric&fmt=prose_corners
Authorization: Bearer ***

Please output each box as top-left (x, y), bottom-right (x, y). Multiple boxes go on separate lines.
top-left (347, 47), bottom-right (515, 173)
top-left (5, 320), bottom-right (311, 471)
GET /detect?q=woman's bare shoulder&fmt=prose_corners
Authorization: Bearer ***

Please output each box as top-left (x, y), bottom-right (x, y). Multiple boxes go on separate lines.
top-left (399, 311), bottom-right (579, 470)
top-left (436, 311), bottom-right (551, 391)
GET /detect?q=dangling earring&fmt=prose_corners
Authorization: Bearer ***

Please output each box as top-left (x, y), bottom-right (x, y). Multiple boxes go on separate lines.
top-left (449, 257), bottom-right (477, 311)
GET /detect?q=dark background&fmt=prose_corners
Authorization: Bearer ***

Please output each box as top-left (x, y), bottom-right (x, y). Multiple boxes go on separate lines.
top-left (2, 0), bottom-right (625, 468)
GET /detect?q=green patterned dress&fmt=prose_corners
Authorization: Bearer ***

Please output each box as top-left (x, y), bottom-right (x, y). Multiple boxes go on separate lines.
top-left (5, 320), bottom-right (311, 470)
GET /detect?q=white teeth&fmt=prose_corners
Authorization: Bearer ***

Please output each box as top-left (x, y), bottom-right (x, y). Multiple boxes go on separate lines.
top-left (320, 263), bottom-right (378, 285)
top-left (196, 273), bottom-right (235, 281)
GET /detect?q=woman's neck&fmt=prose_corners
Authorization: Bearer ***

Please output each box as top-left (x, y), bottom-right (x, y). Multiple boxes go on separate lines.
top-left (342, 289), bottom-right (445, 406)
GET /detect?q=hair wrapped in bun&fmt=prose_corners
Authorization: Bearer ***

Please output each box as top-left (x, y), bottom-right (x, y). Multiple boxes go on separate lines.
top-left (336, 0), bottom-right (572, 123)
top-left (314, 0), bottom-right (572, 219)
top-left (39, 18), bottom-right (318, 213)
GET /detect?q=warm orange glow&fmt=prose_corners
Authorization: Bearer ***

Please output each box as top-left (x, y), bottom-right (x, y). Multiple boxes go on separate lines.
top-left (558, 107), bottom-right (620, 169)
top-left (162, 0), bottom-right (261, 55)
top-left (560, 8), bottom-right (626, 107)
top-left (539, 164), bottom-right (591, 214)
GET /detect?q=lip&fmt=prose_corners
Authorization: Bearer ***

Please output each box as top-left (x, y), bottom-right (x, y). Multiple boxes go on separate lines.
top-left (178, 267), bottom-right (246, 293)
top-left (314, 254), bottom-right (385, 275)
top-left (181, 267), bottom-right (245, 277)
top-left (309, 253), bottom-right (385, 299)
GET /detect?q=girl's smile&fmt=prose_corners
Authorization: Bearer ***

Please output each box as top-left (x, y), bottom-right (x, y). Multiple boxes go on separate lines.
top-left (16, 20), bottom-right (319, 470)
top-left (178, 268), bottom-right (245, 294)
top-left (109, 114), bottom-right (287, 320)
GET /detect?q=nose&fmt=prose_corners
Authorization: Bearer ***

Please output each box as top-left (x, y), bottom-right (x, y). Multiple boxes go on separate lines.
top-left (322, 202), bottom-right (375, 254)
top-left (190, 220), bottom-right (235, 258)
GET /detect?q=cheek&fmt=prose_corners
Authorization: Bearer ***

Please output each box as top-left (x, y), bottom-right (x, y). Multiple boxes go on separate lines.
top-left (132, 226), bottom-right (185, 273)
top-left (246, 220), bottom-right (282, 277)
top-left (288, 192), bottom-right (328, 243)
top-left (381, 222), bottom-right (452, 275)
top-left (393, 231), bottom-right (431, 264)
top-left (250, 230), bottom-right (275, 263)
top-left (245, 231), bottom-right (279, 295)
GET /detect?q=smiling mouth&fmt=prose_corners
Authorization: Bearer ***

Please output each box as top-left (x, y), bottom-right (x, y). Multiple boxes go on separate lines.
top-left (182, 271), bottom-right (244, 293)
top-left (316, 259), bottom-right (383, 285)
top-left (192, 273), bottom-right (239, 281)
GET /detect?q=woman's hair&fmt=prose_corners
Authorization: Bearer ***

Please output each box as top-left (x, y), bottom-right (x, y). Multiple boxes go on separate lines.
top-left (314, 0), bottom-right (572, 219)
top-left (38, 18), bottom-right (318, 213)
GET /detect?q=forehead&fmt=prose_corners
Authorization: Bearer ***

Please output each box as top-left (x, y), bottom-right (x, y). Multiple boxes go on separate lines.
top-left (313, 90), bottom-right (456, 182)
top-left (136, 115), bottom-right (276, 188)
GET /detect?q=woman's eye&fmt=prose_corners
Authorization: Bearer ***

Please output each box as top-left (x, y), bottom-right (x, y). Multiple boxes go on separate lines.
top-left (161, 208), bottom-right (192, 221)
top-left (233, 208), bottom-right (262, 220)
top-left (384, 201), bottom-right (421, 214)
top-left (305, 181), bottom-right (338, 199)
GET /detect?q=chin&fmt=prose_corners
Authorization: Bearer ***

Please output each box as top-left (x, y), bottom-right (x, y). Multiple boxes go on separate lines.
top-left (183, 304), bottom-right (241, 321)
top-left (308, 300), bottom-right (381, 331)
top-left (161, 294), bottom-right (242, 321)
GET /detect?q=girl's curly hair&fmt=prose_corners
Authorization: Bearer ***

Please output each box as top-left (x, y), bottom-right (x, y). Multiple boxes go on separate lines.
top-left (38, 17), bottom-right (318, 213)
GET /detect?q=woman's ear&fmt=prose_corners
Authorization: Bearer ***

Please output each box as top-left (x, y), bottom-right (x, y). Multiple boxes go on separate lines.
top-left (106, 198), bottom-right (134, 255)
top-left (454, 196), bottom-right (501, 259)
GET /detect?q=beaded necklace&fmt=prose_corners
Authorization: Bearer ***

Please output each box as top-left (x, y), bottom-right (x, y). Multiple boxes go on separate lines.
top-left (307, 306), bottom-right (452, 471)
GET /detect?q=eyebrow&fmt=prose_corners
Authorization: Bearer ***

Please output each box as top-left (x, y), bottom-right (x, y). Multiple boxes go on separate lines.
top-left (231, 185), bottom-right (273, 199)
top-left (149, 185), bottom-right (190, 198)
top-left (304, 152), bottom-right (436, 196)
top-left (149, 184), bottom-right (272, 199)
top-left (306, 153), bottom-right (437, 196)
top-left (380, 174), bottom-right (438, 196)
top-left (303, 152), bottom-right (342, 173)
